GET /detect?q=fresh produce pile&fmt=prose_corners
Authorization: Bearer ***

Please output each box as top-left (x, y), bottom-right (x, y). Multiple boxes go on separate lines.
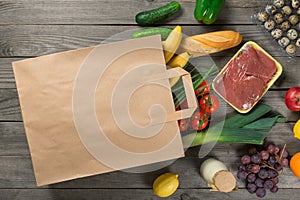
top-left (237, 144), bottom-right (289, 197)
top-left (132, 0), bottom-right (300, 198)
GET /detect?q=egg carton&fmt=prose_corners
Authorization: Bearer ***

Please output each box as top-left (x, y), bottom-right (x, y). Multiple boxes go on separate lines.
top-left (253, 0), bottom-right (300, 56)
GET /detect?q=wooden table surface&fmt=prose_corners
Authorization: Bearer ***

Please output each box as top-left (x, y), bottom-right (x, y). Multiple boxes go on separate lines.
top-left (1, 0), bottom-right (300, 199)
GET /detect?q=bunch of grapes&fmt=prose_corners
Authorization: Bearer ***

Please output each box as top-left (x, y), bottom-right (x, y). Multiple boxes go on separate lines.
top-left (237, 144), bottom-right (289, 198)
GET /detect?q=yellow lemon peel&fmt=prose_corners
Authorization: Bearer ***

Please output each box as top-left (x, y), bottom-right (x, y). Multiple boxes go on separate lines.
top-left (153, 173), bottom-right (179, 197)
top-left (294, 119), bottom-right (300, 140)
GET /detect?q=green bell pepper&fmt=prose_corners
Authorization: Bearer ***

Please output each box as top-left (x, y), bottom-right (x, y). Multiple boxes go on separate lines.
top-left (194, 0), bottom-right (225, 24)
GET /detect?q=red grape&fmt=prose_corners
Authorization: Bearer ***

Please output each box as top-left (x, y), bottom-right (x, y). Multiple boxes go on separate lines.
top-left (281, 158), bottom-right (289, 167)
top-left (280, 149), bottom-right (289, 158)
top-left (247, 183), bottom-right (257, 194)
top-left (267, 144), bottom-right (275, 154)
top-left (251, 154), bottom-right (261, 164)
top-left (238, 144), bottom-right (288, 198)
top-left (241, 155), bottom-right (251, 165)
top-left (264, 180), bottom-right (274, 190)
top-left (238, 164), bottom-right (246, 172)
top-left (270, 185), bottom-right (278, 193)
top-left (256, 188), bottom-right (266, 198)
top-left (274, 146), bottom-right (280, 154)
top-left (258, 168), bottom-right (268, 179)
top-left (274, 163), bottom-right (282, 171)
top-left (237, 171), bottom-right (247, 180)
top-left (260, 150), bottom-right (270, 161)
top-left (268, 155), bottom-right (277, 166)
top-left (268, 169), bottom-right (278, 178)
top-left (251, 164), bottom-right (260, 174)
top-left (247, 173), bottom-right (257, 183)
top-left (255, 178), bottom-right (265, 188)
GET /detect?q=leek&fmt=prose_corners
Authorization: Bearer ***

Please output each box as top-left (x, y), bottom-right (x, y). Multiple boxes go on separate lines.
top-left (182, 104), bottom-right (286, 148)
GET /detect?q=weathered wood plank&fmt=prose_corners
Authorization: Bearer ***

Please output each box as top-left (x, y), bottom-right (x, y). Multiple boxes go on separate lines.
top-left (1, 188), bottom-right (300, 200)
top-left (1, 56), bottom-right (299, 89)
top-left (0, 0), bottom-right (266, 25)
top-left (1, 122), bottom-right (299, 157)
top-left (0, 122), bottom-right (299, 189)
top-left (0, 88), bottom-right (298, 122)
top-left (0, 155), bottom-right (299, 189)
top-left (0, 89), bottom-right (22, 121)
top-left (0, 58), bottom-right (19, 89)
top-left (0, 25), bottom-right (299, 57)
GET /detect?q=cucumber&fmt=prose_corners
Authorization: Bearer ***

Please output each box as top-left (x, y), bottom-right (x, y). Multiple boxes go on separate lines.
top-left (135, 1), bottom-right (181, 26)
top-left (132, 28), bottom-right (172, 40)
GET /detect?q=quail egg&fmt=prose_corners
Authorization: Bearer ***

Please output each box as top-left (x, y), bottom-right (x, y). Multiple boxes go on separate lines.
top-left (282, 5), bottom-right (292, 15)
top-left (265, 5), bottom-right (277, 15)
top-left (257, 11), bottom-right (269, 22)
top-left (289, 15), bottom-right (299, 25)
top-left (296, 38), bottom-right (300, 47)
top-left (296, 23), bottom-right (300, 31)
top-left (280, 21), bottom-right (291, 31)
top-left (264, 19), bottom-right (276, 31)
top-left (273, 0), bottom-right (285, 8)
top-left (274, 12), bottom-right (284, 24)
top-left (286, 44), bottom-right (297, 55)
top-left (292, 0), bottom-right (300, 9)
top-left (278, 37), bottom-right (290, 47)
top-left (271, 29), bottom-right (283, 39)
top-left (287, 29), bottom-right (298, 40)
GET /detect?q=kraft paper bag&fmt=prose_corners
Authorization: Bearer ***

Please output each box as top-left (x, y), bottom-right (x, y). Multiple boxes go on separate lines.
top-left (12, 35), bottom-right (197, 186)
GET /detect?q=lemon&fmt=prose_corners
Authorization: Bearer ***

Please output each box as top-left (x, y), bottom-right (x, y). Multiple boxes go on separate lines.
top-left (153, 173), bottom-right (179, 198)
top-left (294, 119), bottom-right (300, 140)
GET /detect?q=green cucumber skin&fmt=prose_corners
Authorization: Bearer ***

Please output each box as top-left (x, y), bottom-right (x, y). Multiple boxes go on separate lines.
top-left (132, 28), bottom-right (172, 40)
top-left (135, 1), bottom-right (181, 26)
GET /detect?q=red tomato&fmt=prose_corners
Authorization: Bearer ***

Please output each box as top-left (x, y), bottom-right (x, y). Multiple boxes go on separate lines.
top-left (189, 111), bottom-right (209, 131)
top-left (199, 94), bottom-right (220, 115)
top-left (178, 119), bottom-right (188, 132)
top-left (195, 80), bottom-right (210, 96)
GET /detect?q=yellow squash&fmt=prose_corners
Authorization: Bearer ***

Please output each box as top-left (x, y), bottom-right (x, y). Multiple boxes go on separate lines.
top-left (163, 25), bottom-right (182, 63)
top-left (167, 52), bottom-right (190, 68)
top-left (167, 52), bottom-right (191, 87)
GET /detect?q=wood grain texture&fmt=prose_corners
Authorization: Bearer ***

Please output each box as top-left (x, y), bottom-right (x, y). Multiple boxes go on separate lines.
top-left (0, 122), bottom-right (299, 189)
top-left (0, 0), bottom-right (264, 25)
top-left (1, 56), bottom-right (299, 89)
top-left (0, 58), bottom-right (18, 89)
top-left (1, 25), bottom-right (300, 57)
top-left (1, 188), bottom-right (300, 200)
top-left (0, 1), bottom-right (300, 198)
top-left (0, 88), bottom-right (298, 122)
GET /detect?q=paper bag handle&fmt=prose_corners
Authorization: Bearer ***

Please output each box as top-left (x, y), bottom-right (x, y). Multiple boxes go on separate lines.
top-left (166, 67), bottom-right (197, 122)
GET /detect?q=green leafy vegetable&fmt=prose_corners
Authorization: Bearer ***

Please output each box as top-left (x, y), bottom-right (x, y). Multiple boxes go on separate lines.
top-left (182, 103), bottom-right (286, 148)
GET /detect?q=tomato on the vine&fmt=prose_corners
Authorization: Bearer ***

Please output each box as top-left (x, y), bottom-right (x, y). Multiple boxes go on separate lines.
top-left (195, 80), bottom-right (210, 96)
top-left (178, 119), bottom-right (188, 132)
top-left (199, 94), bottom-right (220, 115)
top-left (189, 111), bottom-right (209, 131)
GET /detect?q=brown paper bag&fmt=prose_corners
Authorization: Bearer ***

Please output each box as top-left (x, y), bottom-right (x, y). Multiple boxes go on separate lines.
top-left (12, 35), bottom-right (197, 186)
